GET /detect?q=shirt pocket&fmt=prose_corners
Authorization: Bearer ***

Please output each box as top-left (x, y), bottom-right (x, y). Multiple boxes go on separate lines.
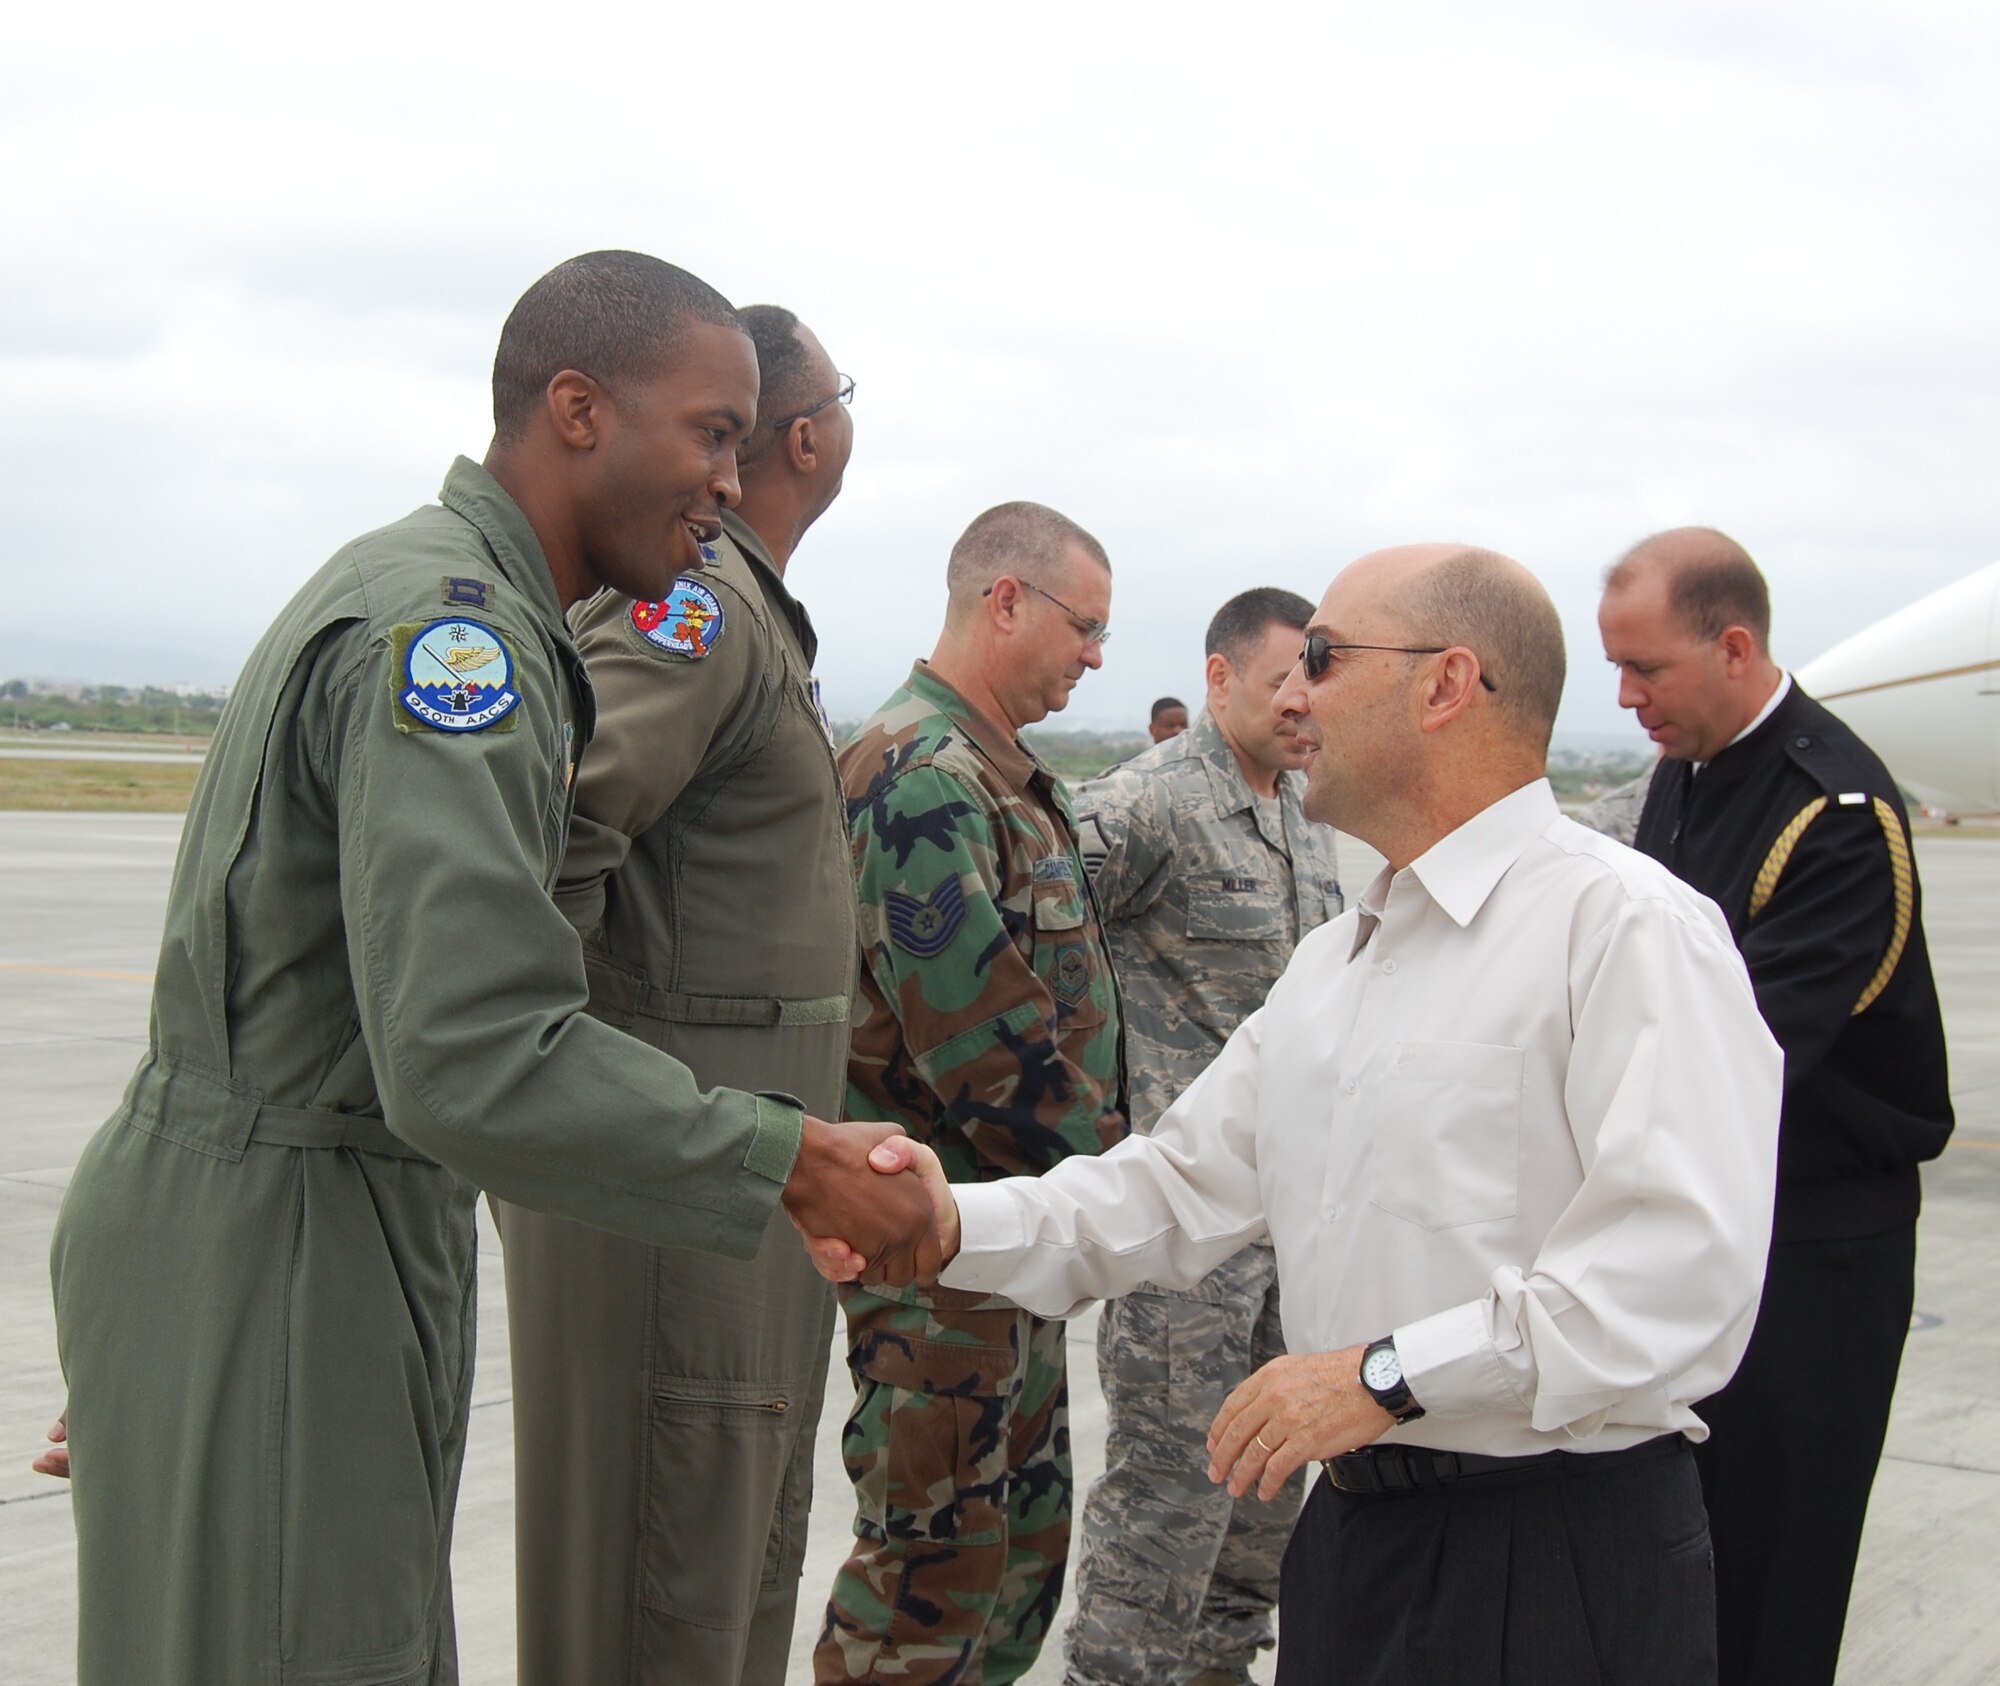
top-left (1368, 1040), bottom-right (1523, 1231)
top-left (1185, 875), bottom-right (1291, 943)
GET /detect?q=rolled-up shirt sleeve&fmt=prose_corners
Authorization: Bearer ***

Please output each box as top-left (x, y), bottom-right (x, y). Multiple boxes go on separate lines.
top-left (1395, 894), bottom-right (1782, 1436)
top-left (942, 1009), bottom-right (1271, 1317)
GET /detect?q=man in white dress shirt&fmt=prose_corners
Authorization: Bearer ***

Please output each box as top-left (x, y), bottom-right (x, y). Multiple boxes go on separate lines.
top-left (811, 544), bottom-right (1783, 1685)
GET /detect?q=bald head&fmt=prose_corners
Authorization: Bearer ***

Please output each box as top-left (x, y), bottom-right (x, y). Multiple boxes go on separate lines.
top-left (1282, 543), bottom-right (1564, 865)
top-left (1367, 544), bottom-right (1568, 750)
top-left (1605, 527), bottom-right (1771, 653)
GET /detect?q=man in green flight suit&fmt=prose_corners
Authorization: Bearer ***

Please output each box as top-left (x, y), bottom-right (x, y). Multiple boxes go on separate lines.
top-left (42, 252), bottom-right (935, 1686)
top-left (498, 304), bottom-right (859, 1686)
top-left (817, 501), bottom-right (1128, 1686)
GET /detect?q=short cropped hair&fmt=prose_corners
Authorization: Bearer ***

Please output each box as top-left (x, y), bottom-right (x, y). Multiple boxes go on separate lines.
top-left (1403, 548), bottom-right (1567, 747)
top-left (736, 304), bottom-right (816, 466)
top-left (945, 502), bottom-right (1110, 618)
top-left (491, 251), bottom-right (741, 443)
top-left (1204, 586), bottom-right (1316, 665)
top-left (1605, 527), bottom-right (1772, 651)
top-left (1150, 696), bottom-right (1186, 723)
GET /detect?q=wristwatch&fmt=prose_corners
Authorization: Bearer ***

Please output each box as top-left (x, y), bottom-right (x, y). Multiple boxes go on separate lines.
top-left (1359, 1335), bottom-right (1426, 1424)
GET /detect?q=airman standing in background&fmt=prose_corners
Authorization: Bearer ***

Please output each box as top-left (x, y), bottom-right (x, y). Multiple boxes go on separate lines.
top-left (1064, 586), bottom-right (1342, 1686)
top-left (817, 501), bottom-right (1127, 1685)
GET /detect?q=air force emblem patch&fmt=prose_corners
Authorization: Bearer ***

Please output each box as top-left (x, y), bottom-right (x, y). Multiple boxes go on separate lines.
top-left (393, 618), bottom-right (523, 733)
top-left (1054, 944), bottom-right (1091, 1003)
top-left (630, 578), bottom-right (725, 658)
top-left (885, 877), bottom-right (968, 958)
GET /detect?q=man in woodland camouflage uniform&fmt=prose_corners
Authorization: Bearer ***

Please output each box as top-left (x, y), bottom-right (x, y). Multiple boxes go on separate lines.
top-left (1064, 588), bottom-right (1343, 1686)
top-left (816, 501), bottom-right (1127, 1685)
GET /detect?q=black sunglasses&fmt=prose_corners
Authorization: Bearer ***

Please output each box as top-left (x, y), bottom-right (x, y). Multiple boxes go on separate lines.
top-left (1301, 633), bottom-right (1496, 692)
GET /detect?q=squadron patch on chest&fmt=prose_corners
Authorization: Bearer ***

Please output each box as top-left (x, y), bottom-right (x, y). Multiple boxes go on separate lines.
top-left (1054, 944), bottom-right (1091, 1003)
top-left (629, 578), bottom-right (725, 659)
top-left (391, 618), bottom-right (523, 734)
top-left (885, 877), bottom-right (968, 958)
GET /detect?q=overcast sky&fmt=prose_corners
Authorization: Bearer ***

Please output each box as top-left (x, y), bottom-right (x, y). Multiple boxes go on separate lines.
top-left (6, 0), bottom-right (1996, 740)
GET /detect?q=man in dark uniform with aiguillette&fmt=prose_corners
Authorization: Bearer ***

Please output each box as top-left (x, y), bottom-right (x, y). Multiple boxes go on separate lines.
top-left (42, 252), bottom-right (935, 1686)
top-left (1599, 527), bottom-right (1954, 1686)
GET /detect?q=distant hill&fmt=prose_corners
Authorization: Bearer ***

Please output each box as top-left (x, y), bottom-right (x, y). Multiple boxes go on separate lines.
top-left (0, 630), bottom-right (241, 693)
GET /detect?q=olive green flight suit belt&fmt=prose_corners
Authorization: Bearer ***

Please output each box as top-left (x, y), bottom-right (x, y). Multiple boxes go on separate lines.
top-left (631, 989), bottom-right (850, 1027)
top-left (581, 954), bottom-right (850, 1030)
top-left (122, 1051), bottom-right (435, 1163)
top-left (248, 1102), bottom-right (433, 1160)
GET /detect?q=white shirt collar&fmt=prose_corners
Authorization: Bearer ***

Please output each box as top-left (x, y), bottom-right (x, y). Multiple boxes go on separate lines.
top-left (1356, 778), bottom-right (1560, 933)
top-left (1696, 671), bottom-right (1791, 772)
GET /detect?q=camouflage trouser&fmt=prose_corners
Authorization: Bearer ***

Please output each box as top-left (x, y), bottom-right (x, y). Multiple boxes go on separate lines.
top-left (1063, 1242), bottom-right (1301, 1686)
top-left (816, 1281), bottom-right (1072, 1685)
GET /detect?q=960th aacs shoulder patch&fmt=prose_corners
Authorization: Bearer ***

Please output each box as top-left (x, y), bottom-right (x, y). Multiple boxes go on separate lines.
top-left (392, 618), bottom-right (524, 733)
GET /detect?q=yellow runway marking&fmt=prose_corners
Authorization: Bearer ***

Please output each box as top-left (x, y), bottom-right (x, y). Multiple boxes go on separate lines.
top-left (0, 962), bottom-right (154, 984)
top-left (1949, 1135), bottom-right (2000, 1153)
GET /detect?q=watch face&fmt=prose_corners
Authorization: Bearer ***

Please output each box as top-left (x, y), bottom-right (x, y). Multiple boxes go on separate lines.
top-left (1362, 1345), bottom-right (1404, 1391)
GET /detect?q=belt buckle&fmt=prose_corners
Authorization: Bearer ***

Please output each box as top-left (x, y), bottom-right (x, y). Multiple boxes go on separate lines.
top-left (1327, 1446), bottom-right (1453, 1496)
top-left (1326, 1452), bottom-right (1377, 1494)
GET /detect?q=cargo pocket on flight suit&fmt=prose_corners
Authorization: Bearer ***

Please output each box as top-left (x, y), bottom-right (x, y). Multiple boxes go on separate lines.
top-left (844, 1312), bottom-right (1018, 1644)
top-left (1031, 884), bottom-right (1106, 1030)
top-left (277, 1158), bottom-right (459, 1683)
top-left (638, 1377), bottom-right (798, 1628)
top-left (1368, 1040), bottom-right (1524, 1231)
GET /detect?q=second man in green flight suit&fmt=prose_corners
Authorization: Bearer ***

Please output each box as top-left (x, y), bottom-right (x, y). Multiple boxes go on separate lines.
top-left (497, 304), bottom-right (860, 1686)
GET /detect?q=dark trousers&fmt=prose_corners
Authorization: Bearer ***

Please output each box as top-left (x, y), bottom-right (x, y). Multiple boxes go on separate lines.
top-left (1276, 1438), bottom-right (1715, 1685)
top-left (1695, 1222), bottom-right (1916, 1686)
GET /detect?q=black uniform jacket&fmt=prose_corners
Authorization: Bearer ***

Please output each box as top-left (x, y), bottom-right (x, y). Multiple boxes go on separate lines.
top-left (1636, 683), bottom-right (1953, 1242)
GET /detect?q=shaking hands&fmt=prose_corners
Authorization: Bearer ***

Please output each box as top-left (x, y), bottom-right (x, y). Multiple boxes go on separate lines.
top-left (781, 1121), bottom-right (960, 1286)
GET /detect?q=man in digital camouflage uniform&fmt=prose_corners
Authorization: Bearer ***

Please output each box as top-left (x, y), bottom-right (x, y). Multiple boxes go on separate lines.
top-left (816, 501), bottom-right (1128, 1686)
top-left (496, 305), bottom-right (858, 1686)
top-left (42, 253), bottom-right (935, 1686)
top-left (1064, 587), bottom-right (1343, 1686)
top-left (1575, 762), bottom-right (1656, 844)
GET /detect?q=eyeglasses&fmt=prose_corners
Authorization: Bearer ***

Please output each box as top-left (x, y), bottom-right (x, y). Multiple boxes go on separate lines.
top-left (773, 372), bottom-right (855, 431)
top-left (983, 578), bottom-right (1111, 645)
top-left (1300, 633), bottom-right (1496, 692)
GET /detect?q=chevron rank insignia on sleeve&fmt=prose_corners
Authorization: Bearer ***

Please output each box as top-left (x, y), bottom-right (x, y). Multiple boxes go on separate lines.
top-left (1077, 813), bottom-right (1111, 881)
top-left (885, 877), bottom-right (968, 957)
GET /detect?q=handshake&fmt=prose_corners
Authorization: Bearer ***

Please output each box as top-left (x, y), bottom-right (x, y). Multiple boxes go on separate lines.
top-left (779, 1119), bottom-right (962, 1286)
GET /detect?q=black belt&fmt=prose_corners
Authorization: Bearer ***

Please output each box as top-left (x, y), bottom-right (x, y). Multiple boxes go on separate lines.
top-left (1324, 1433), bottom-right (1682, 1497)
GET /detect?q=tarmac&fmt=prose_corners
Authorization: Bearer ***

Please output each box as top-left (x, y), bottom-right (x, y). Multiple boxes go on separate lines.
top-left (1, 811), bottom-right (1996, 1685)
